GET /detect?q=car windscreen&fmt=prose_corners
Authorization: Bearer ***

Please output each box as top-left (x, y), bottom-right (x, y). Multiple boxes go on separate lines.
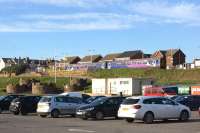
top-left (40, 97), bottom-right (52, 103)
top-left (0, 96), bottom-right (5, 101)
top-left (90, 97), bottom-right (108, 106)
top-left (175, 96), bottom-right (188, 101)
top-left (122, 99), bottom-right (140, 105)
top-left (170, 96), bottom-right (180, 100)
top-left (86, 96), bottom-right (104, 104)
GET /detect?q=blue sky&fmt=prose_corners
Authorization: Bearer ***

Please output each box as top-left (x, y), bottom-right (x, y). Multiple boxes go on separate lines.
top-left (0, 0), bottom-right (200, 62)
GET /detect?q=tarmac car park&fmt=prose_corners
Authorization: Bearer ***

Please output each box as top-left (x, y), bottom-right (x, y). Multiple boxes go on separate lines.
top-left (0, 93), bottom-right (199, 133)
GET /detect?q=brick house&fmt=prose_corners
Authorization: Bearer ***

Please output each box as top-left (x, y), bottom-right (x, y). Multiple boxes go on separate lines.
top-left (166, 49), bottom-right (186, 69)
top-left (101, 53), bottom-right (121, 62)
top-left (62, 56), bottom-right (81, 64)
top-left (79, 55), bottom-right (102, 64)
top-left (151, 50), bottom-right (167, 69)
top-left (115, 50), bottom-right (144, 61)
top-left (152, 49), bottom-right (186, 69)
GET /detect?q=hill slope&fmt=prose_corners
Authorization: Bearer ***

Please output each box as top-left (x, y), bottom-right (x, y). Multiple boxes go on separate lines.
top-left (88, 68), bottom-right (200, 85)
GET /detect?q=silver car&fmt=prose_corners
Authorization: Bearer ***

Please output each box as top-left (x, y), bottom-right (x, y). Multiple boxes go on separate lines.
top-left (37, 95), bottom-right (86, 118)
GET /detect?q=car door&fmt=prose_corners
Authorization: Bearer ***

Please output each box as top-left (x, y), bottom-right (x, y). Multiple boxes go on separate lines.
top-left (24, 97), bottom-right (32, 112)
top-left (2, 96), bottom-right (16, 110)
top-left (31, 96), bottom-right (41, 112)
top-left (193, 96), bottom-right (200, 110)
top-left (161, 98), bottom-right (180, 118)
top-left (54, 96), bottom-right (67, 114)
top-left (67, 97), bottom-right (83, 115)
top-left (102, 98), bottom-right (116, 117)
top-left (112, 98), bottom-right (123, 116)
top-left (150, 98), bottom-right (167, 119)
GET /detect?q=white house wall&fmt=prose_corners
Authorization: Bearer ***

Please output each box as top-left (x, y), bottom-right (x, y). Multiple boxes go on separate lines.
top-left (92, 79), bottom-right (107, 95)
top-left (107, 78), bottom-right (133, 95)
top-left (194, 60), bottom-right (200, 67)
top-left (0, 59), bottom-right (6, 71)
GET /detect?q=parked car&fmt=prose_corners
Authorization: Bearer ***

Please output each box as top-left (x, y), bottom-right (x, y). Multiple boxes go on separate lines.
top-left (118, 96), bottom-right (191, 124)
top-left (144, 86), bottom-right (178, 97)
top-left (9, 96), bottom-right (41, 115)
top-left (0, 95), bottom-right (23, 113)
top-left (37, 95), bottom-right (86, 118)
top-left (76, 96), bottom-right (125, 120)
top-left (174, 95), bottom-right (200, 111)
top-left (85, 96), bottom-right (106, 104)
top-left (199, 107), bottom-right (200, 116)
top-left (60, 92), bottom-right (91, 102)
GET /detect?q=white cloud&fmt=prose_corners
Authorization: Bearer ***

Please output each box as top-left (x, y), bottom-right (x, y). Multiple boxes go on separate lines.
top-left (0, 0), bottom-right (124, 8)
top-left (0, 12), bottom-right (146, 32)
top-left (1, 0), bottom-right (200, 32)
top-left (129, 1), bottom-right (200, 25)
top-left (20, 13), bottom-right (146, 22)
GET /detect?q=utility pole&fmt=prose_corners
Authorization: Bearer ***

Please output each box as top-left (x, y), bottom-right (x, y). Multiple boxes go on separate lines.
top-left (89, 49), bottom-right (95, 63)
top-left (54, 50), bottom-right (57, 84)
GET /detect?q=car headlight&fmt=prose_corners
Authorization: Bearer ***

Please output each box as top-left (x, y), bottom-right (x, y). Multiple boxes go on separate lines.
top-left (85, 107), bottom-right (94, 111)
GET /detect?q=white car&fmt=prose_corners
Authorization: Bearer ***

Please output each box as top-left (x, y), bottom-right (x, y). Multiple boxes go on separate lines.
top-left (37, 95), bottom-right (85, 118)
top-left (118, 96), bottom-right (191, 124)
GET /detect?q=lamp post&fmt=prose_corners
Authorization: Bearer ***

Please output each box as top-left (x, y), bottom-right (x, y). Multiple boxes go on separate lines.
top-left (89, 49), bottom-right (95, 63)
top-left (54, 57), bottom-right (57, 84)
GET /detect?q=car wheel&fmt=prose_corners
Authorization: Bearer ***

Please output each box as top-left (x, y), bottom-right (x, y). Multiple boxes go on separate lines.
top-left (143, 112), bottom-right (154, 124)
top-left (71, 114), bottom-right (76, 118)
top-left (179, 110), bottom-right (189, 121)
top-left (95, 112), bottom-right (104, 120)
top-left (0, 107), bottom-right (2, 114)
top-left (82, 117), bottom-right (88, 120)
top-left (115, 116), bottom-right (119, 120)
top-left (13, 111), bottom-right (19, 115)
top-left (51, 109), bottom-right (60, 118)
top-left (126, 118), bottom-right (134, 123)
top-left (20, 109), bottom-right (27, 116)
top-left (40, 115), bottom-right (47, 118)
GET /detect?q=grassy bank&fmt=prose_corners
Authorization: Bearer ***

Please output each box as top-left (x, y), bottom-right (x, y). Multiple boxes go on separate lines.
top-left (88, 68), bottom-right (200, 85)
top-left (0, 77), bottom-right (70, 94)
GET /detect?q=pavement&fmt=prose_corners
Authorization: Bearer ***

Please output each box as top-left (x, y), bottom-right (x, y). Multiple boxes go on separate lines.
top-left (0, 111), bottom-right (199, 133)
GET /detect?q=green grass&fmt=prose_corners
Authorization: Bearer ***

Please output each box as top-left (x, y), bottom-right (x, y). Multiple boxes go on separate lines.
top-left (1, 68), bottom-right (200, 94)
top-left (88, 68), bottom-right (200, 85)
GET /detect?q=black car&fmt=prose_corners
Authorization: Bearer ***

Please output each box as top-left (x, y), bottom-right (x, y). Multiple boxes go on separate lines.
top-left (76, 96), bottom-right (125, 120)
top-left (0, 95), bottom-right (23, 113)
top-left (9, 96), bottom-right (41, 115)
top-left (174, 95), bottom-right (200, 111)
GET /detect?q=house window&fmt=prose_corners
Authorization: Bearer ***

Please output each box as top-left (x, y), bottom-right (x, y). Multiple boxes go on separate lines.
top-left (120, 81), bottom-right (129, 85)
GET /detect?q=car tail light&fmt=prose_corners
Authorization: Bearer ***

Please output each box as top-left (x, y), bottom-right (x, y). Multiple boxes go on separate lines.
top-left (133, 105), bottom-right (141, 109)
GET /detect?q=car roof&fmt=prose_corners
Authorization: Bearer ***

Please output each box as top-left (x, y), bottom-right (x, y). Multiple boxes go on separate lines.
top-left (127, 96), bottom-right (166, 100)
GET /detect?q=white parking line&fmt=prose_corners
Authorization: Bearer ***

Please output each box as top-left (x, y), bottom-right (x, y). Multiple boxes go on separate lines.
top-left (68, 129), bottom-right (96, 133)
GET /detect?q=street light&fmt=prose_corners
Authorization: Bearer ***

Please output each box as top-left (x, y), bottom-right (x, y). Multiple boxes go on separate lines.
top-left (89, 49), bottom-right (95, 63)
